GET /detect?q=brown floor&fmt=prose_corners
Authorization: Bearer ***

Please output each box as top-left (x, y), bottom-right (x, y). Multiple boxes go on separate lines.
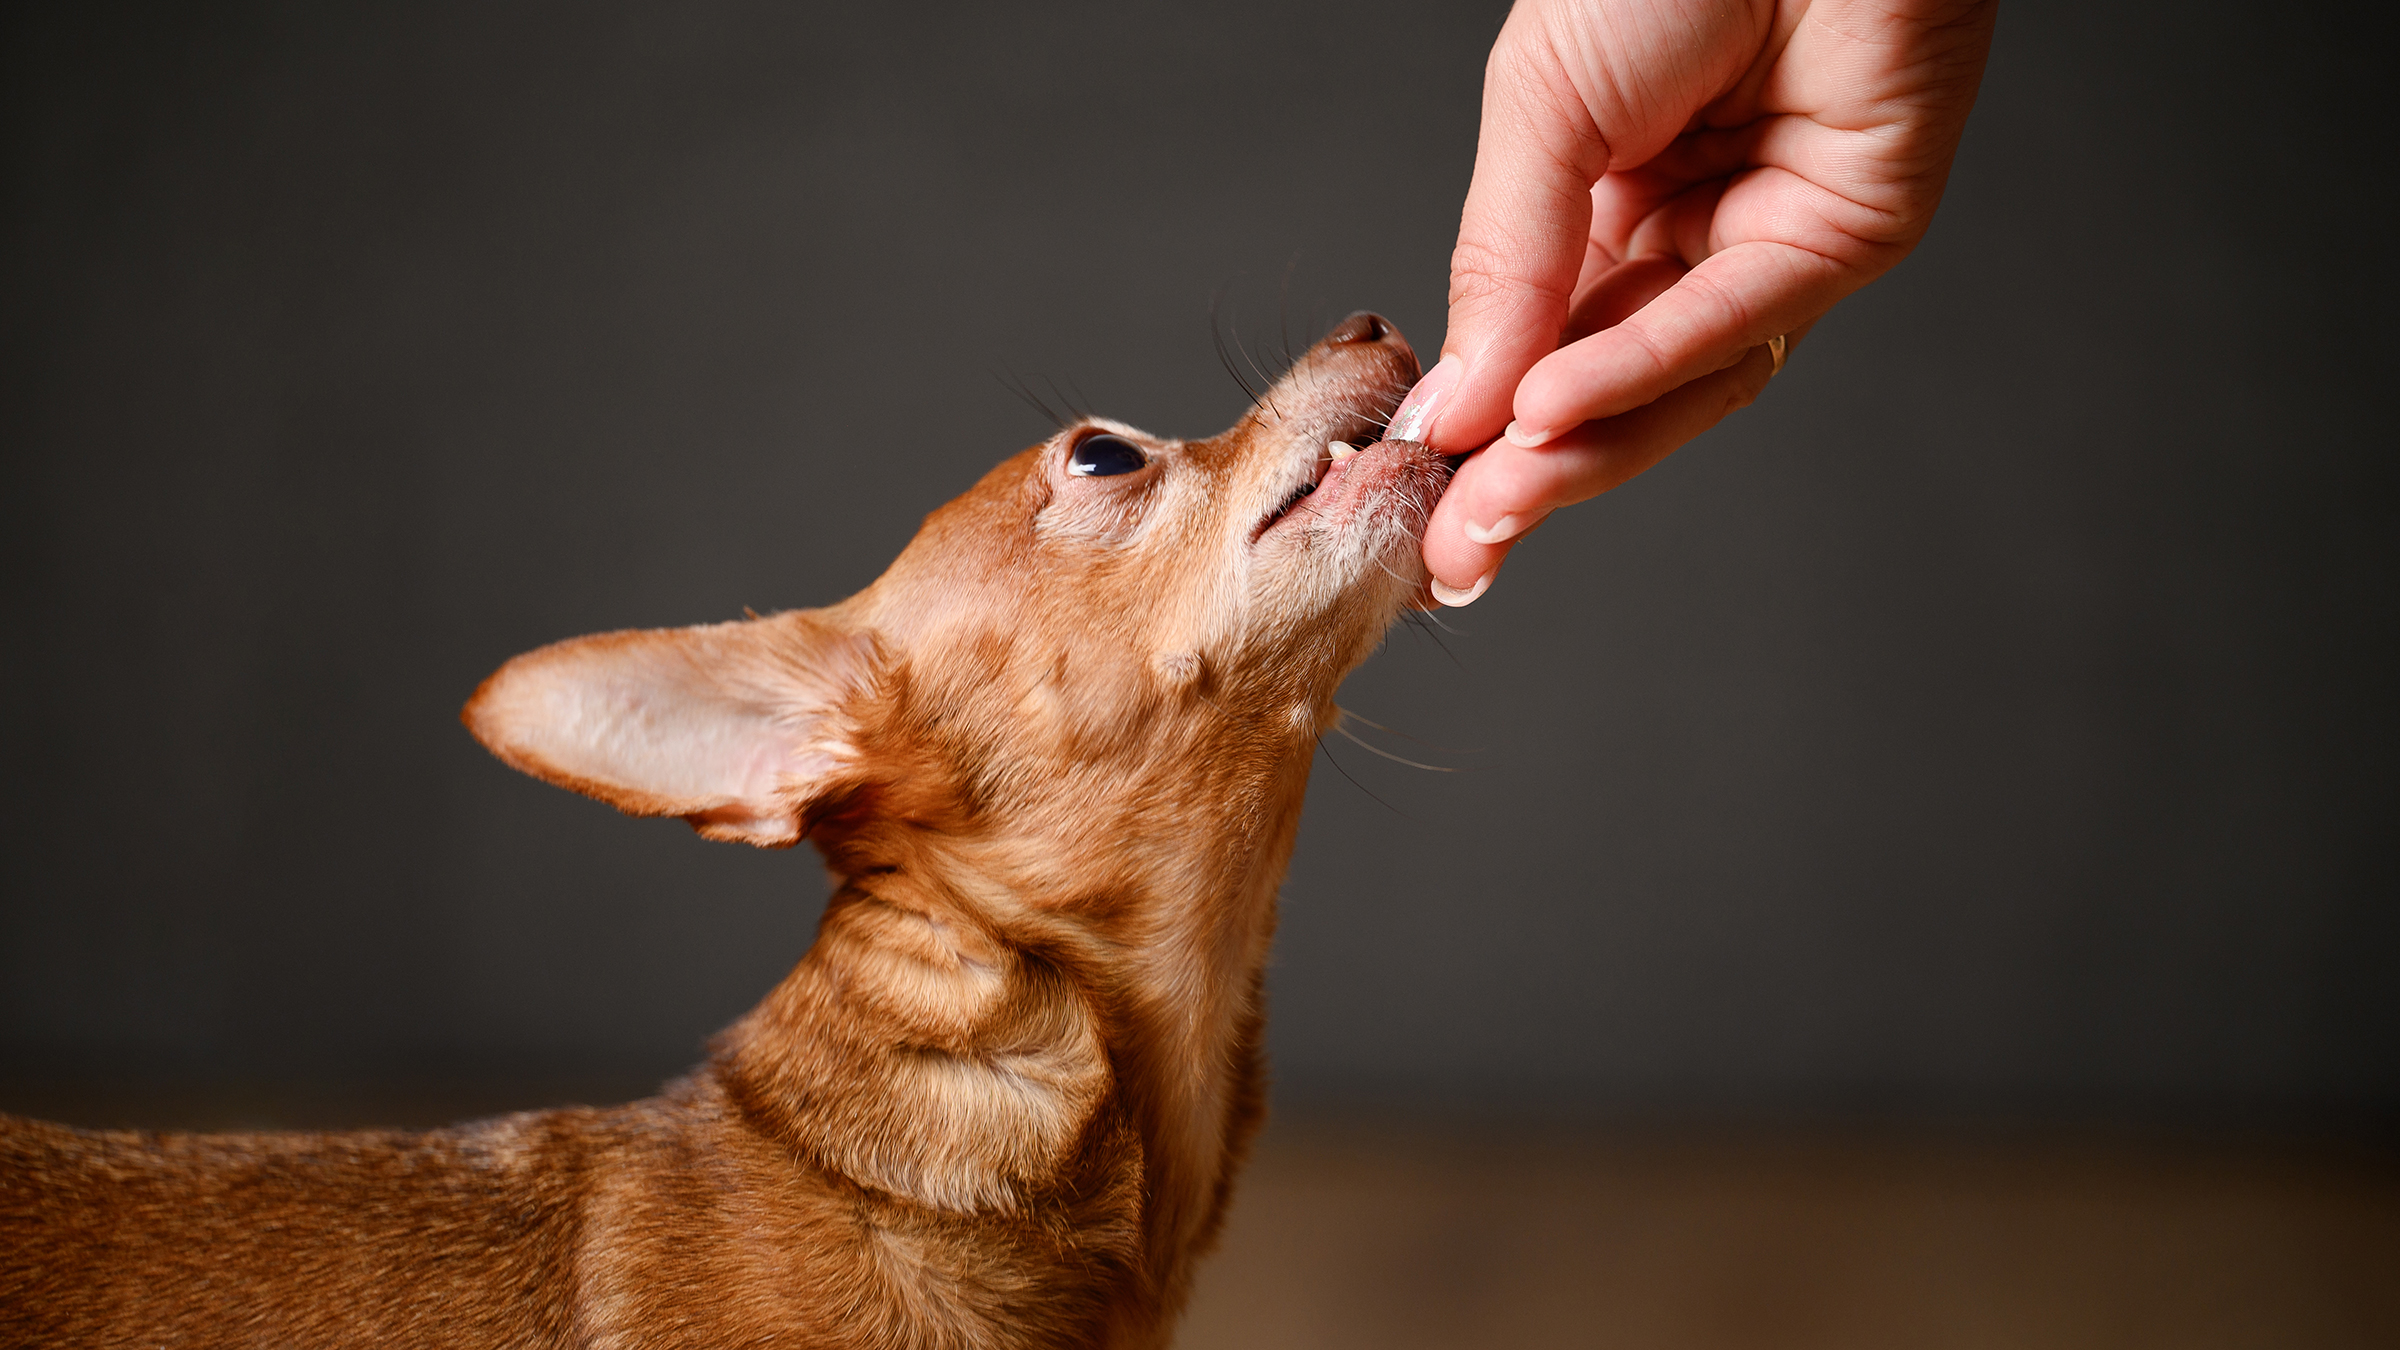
top-left (8, 1084), bottom-right (2393, 1348)
top-left (1179, 1123), bottom-right (2400, 1350)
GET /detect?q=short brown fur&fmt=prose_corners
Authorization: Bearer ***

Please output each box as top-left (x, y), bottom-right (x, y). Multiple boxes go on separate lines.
top-left (2, 314), bottom-right (1441, 1349)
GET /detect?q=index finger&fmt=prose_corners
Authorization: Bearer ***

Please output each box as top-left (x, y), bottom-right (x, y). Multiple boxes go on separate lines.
top-left (1508, 231), bottom-right (1852, 440)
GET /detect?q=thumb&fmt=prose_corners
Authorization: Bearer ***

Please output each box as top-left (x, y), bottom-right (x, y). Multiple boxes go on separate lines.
top-left (1392, 12), bottom-right (1609, 454)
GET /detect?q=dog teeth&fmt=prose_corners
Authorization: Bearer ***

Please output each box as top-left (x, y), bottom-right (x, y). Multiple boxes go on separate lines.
top-left (1327, 441), bottom-right (1357, 461)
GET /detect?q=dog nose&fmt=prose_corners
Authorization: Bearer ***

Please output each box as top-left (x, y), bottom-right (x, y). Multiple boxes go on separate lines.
top-left (1325, 311), bottom-right (1393, 345)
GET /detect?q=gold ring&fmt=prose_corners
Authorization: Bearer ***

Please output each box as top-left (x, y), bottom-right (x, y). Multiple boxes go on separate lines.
top-left (1766, 333), bottom-right (1788, 377)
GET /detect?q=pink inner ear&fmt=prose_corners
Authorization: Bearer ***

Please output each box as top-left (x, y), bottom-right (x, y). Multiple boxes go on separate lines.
top-left (464, 610), bottom-right (874, 849)
top-left (464, 619), bottom-right (851, 830)
top-left (487, 650), bottom-right (770, 802)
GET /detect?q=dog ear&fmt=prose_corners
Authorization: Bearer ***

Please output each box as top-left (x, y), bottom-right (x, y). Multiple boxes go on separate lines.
top-left (461, 609), bottom-right (876, 847)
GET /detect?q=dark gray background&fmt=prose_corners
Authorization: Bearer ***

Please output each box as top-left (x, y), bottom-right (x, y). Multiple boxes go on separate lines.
top-left (3, 0), bottom-right (2391, 1130)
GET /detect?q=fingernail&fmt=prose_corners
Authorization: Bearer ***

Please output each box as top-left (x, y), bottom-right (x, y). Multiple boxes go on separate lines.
top-left (1462, 507), bottom-right (1552, 545)
top-left (1385, 354), bottom-right (1461, 444)
top-left (1428, 572), bottom-right (1491, 607)
top-left (1503, 419), bottom-right (1560, 448)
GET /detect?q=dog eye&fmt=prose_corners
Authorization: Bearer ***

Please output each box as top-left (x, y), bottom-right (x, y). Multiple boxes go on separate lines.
top-left (1068, 433), bottom-right (1147, 477)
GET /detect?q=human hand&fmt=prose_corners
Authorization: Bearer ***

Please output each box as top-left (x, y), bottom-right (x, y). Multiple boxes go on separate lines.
top-left (1393, 0), bottom-right (1998, 604)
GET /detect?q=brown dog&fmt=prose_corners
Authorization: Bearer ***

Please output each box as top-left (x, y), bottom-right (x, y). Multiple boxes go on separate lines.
top-left (1, 313), bottom-right (1443, 1348)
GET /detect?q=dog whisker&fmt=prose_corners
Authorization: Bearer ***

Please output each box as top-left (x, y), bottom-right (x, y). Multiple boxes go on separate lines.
top-left (1331, 720), bottom-right (1457, 772)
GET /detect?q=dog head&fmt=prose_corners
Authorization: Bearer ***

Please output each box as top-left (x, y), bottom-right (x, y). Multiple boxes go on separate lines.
top-left (463, 313), bottom-right (1443, 884)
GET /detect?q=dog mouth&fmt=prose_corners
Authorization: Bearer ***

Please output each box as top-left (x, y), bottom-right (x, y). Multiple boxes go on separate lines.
top-left (1256, 460), bottom-right (1329, 539)
top-left (1253, 407), bottom-right (1407, 542)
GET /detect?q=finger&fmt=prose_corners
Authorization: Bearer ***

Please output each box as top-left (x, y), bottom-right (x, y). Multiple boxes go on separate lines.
top-left (1422, 341), bottom-right (1781, 600)
top-left (1560, 255), bottom-right (1684, 347)
top-left (1416, 251), bottom-right (1676, 604)
top-left (1387, 9), bottom-right (1610, 454)
top-left (1506, 235), bottom-right (1851, 442)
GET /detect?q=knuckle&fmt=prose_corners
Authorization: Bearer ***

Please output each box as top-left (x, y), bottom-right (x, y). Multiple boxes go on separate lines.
top-left (1445, 238), bottom-right (1516, 298)
top-left (1721, 361), bottom-right (1774, 416)
top-left (1675, 266), bottom-right (1754, 338)
top-left (1614, 320), bottom-right (1678, 385)
top-left (1445, 237), bottom-right (1568, 312)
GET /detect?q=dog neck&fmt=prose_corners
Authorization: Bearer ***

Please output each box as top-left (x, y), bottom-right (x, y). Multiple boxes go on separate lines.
top-left (708, 640), bottom-right (1331, 1321)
